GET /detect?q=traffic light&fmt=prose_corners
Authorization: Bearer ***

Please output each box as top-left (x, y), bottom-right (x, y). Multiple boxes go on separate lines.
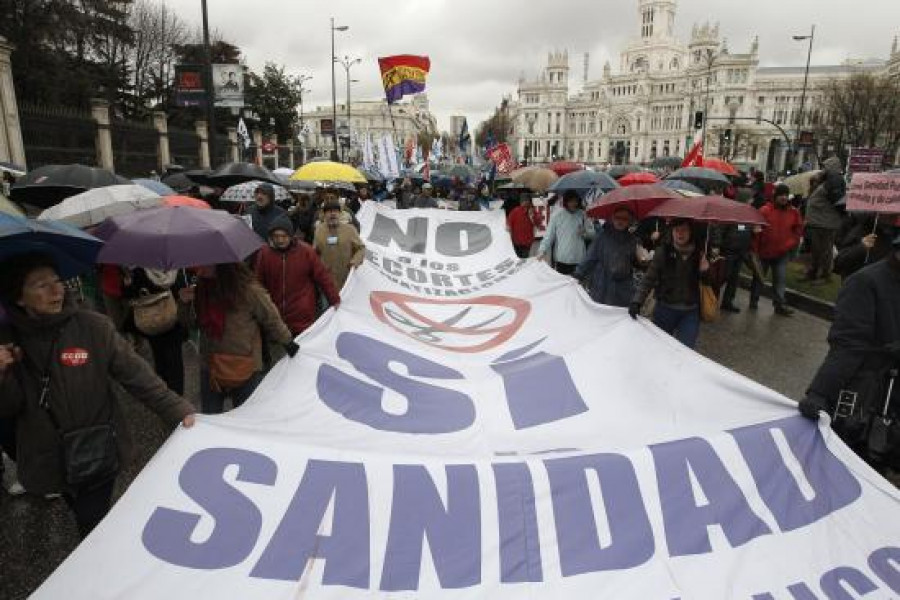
top-left (724, 128), bottom-right (733, 141)
top-left (693, 111), bottom-right (704, 129)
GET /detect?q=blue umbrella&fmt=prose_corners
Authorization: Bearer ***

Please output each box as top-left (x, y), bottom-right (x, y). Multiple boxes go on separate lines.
top-left (549, 170), bottom-right (619, 196)
top-left (659, 179), bottom-right (704, 194)
top-left (133, 178), bottom-right (177, 196)
top-left (0, 213), bottom-right (103, 278)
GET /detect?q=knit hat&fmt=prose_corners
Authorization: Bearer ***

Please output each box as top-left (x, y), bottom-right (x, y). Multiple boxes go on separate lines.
top-left (255, 183), bottom-right (275, 200)
top-left (267, 215), bottom-right (294, 237)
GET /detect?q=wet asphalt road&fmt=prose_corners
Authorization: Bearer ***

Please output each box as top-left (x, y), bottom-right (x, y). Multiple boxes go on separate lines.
top-left (0, 290), bottom-right (831, 599)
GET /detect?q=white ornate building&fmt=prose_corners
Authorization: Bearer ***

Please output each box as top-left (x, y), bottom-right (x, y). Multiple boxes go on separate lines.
top-left (508, 0), bottom-right (900, 173)
top-left (303, 94), bottom-right (437, 160)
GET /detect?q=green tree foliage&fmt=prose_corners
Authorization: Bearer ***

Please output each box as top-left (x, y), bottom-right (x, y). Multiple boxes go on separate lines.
top-left (244, 63), bottom-right (304, 140)
top-left (2, 0), bottom-right (135, 110)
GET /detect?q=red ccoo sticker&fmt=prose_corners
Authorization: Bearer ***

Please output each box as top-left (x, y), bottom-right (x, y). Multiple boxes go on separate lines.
top-left (60, 348), bottom-right (90, 367)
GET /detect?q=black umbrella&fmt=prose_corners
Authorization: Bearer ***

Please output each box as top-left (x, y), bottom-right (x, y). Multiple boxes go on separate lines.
top-left (666, 167), bottom-right (730, 192)
top-left (205, 162), bottom-right (280, 188)
top-left (161, 173), bottom-right (196, 193)
top-left (549, 170), bottom-right (619, 196)
top-left (10, 164), bottom-right (129, 209)
top-left (184, 169), bottom-right (214, 186)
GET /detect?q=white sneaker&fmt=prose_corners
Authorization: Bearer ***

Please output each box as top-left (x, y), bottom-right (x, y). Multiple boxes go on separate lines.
top-left (44, 492), bottom-right (62, 500)
top-left (7, 480), bottom-right (26, 496)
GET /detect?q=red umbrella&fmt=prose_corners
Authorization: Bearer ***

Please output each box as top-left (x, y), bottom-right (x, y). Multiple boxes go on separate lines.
top-left (586, 184), bottom-right (680, 220)
top-left (162, 195), bottom-right (210, 209)
top-left (698, 157), bottom-right (738, 176)
top-left (618, 171), bottom-right (660, 187)
top-left (547, 161), bottom-right (584, 176)
top-left (647, 195), bottom-right (767, 226)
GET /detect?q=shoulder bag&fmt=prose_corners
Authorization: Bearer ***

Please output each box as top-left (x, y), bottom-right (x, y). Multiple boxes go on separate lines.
top-left (25, 328), bottom-right (119, 487)
top-left (131, 289), bottom-right (178, 336)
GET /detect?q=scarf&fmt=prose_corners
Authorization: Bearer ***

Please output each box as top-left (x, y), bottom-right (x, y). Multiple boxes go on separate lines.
top-left (195, 282), bottom-right (228, 341)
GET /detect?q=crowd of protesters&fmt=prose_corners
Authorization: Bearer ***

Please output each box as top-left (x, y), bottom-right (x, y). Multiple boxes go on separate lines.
top-left (0, 153), bottom-right (898, 540)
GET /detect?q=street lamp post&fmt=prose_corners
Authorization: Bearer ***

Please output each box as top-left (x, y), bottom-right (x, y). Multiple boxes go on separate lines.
top-left (336, 56), bottom-right (361, 163)
top-left (792, 25), bottom-right (816, 172)
top-left (200, 0), bottom-right (217, 166)
top-left (296, 74), bottom-right (312, 165)
top-left (700, 48), bottom-right (716, 164)
top-left (330, 18), bottom-right (349, 162)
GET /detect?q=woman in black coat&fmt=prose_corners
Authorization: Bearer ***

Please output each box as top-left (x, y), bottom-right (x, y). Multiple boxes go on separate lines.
top-left (801, 235), bottom-right (900, 472)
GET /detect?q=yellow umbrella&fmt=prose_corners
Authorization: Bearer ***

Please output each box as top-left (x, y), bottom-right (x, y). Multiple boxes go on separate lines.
top-left (291, 161), bottom-right (367, 184)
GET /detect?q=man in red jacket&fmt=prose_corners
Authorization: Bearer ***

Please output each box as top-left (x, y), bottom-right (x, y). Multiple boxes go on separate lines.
top-left (507, 195), bottom-right (536, 258)
top-left (255, 216), bottom-right (340, 336)
top-left (750, 183), bottom-right (803, 316)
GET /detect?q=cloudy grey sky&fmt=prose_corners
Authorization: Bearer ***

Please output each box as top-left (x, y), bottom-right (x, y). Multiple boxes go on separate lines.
top-left (169, 0), bottom-right (900, 131)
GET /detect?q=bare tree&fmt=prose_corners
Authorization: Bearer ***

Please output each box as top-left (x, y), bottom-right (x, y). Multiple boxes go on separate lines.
top-left (125, 0), bottom-right (189, 116)
top-left (816, 72), bottom-right (900, 163)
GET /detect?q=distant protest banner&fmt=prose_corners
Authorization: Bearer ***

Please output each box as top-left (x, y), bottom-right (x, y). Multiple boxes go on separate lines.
top-left (33, 206), bottom-right (900, 599)
top-left (847, 172), bottom-right (900, 213)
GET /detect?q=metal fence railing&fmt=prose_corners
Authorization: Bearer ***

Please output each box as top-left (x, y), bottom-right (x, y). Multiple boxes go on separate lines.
top-left (111, 119), bottom-right (159, 178)
top-left (20, 104), bottom-right (98, 169)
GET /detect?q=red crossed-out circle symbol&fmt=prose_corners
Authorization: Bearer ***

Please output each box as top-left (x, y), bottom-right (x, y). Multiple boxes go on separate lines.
top-left (369, 292), bottom-right (531, 353)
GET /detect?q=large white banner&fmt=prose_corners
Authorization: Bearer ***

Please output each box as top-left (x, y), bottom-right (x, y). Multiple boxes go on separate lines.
top-left (34, 205), bottom-right (900, 599)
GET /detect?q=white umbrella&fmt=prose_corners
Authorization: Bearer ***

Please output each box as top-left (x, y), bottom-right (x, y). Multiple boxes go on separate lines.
top-left (37, 184), bottom-right (162, 228)
top-left (220, 181), bottom-right (291, 203)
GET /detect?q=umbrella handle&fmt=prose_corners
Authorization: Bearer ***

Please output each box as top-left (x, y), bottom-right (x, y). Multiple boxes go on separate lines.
top-left (864, 214), bottom-right (880, 265)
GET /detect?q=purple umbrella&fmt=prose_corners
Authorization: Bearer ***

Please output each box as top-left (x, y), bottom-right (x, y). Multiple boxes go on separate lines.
top-left (93, 206), bottom-right (262, 269)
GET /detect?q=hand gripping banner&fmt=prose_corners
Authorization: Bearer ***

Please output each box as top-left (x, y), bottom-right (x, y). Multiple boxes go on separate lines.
top-left (34, 205), bottom-right (900, 599)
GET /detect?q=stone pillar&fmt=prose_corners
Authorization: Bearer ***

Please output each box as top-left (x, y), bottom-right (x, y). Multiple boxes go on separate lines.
top-left (152, 111), bottom-right (170, 171)
top-left (0, 36), bottom-right (26, 168)
top-left (227, 127), bottom-right (240, 163)
top-left (288, 143), bottom-right (295, 170)
top-left (90, 98), bottom-right (114, 171)
top-left (195, 119), bottom-right (210, 169)
top-left (252, 129), bottom-right (262, 165)
top-left (270, 134), bottom-right (279, 169)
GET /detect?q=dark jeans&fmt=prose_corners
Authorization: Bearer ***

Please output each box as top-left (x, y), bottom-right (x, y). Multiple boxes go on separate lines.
top-left (200, 368), bottom-right (264, 414)
top-left (652, 302), bottom-right (701, 348)
top-left (555, 262), bottom-right (577, 276)
top-left (721, 252), bottom-right (750, 307)
top-left (806, 226), bottom-right (836, 280)
top-left (64, 477), bottom-right (116, 538)
top-left (750, 254), bottom-right (789, 307)
top-left (146, 327), bottom-right (184, 395)
top-left (0, 417), bottom-right (15, 462)
top-left (514, 244), bottom-right (531, 259)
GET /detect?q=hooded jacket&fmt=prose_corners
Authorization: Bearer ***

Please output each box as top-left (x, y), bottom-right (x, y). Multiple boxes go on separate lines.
top-left (0, 304), bottom-right (193, 493)
top-left (247, 201), bottom-right (287, 240)
top-left (576, 222), bottom-right (638, 307)
top-left (805, 157), bottom-right (845, 231)
top-left (753, 202), bottom-right (803, 259)
top-left (255, 217), bottom-right (340, 336)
